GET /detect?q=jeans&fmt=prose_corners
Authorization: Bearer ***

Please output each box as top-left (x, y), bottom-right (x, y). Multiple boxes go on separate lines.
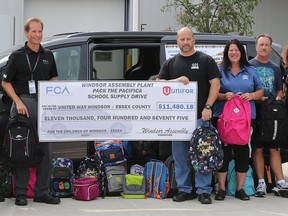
top-left (172, 119), bottom-right (213, 194)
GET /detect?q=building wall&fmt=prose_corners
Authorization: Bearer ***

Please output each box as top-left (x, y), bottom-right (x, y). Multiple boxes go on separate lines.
top-left (0, 0), bottom-right (287, 50)
top-left (251, 0), bottom-right (288, 48)
top-left (0, 0), bottom-right (24, 50)
top-left (0, 0), bottom-right (125, 50)
top-left (24, 0), bottom-right (125, 38)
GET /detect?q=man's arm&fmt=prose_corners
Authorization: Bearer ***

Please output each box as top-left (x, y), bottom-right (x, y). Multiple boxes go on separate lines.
top-left (156, 76), bottom-right (190, 85)
top-left (1, 81), bottom-right (29, 117)
top-left (202, 78), bottom-right (220, 121)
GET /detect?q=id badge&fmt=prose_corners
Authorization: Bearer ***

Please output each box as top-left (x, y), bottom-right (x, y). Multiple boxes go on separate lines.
top-left (28, 80), bottom-right (36, 94)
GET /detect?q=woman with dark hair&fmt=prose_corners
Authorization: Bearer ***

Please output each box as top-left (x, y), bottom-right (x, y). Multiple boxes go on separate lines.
top-left (212, 39), bottom-right (263, 201)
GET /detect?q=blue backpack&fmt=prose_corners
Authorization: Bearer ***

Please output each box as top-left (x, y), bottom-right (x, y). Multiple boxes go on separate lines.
top-left (189, 124), bottom-right (224, 173)
top-left (143, 160), bottom-right (170, 199)
top-left (227, 160), bottom-right (255, 196)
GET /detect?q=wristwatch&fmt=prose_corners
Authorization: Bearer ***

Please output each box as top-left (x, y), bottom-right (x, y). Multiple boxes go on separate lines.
top-left (205, 104), bottom-right (212, 110)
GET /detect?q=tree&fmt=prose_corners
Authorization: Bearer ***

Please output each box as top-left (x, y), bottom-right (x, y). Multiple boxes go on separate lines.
top-left (161, 0), bottom-right (262, 35)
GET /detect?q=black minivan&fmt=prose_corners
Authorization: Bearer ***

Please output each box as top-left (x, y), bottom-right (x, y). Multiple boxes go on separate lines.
top-left (0, 31), bottom-right (285, 161)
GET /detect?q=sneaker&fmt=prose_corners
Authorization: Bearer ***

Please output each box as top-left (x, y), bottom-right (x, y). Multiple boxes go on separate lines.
top-left (215, 189), bottom-right (226, 201)
top-left (235, 189), bottom-right (250, 201)
top-left (15, 194), bottom-right (27, 206)
top-left (272, 182), bottom-right (288, 198)
top-left (198, 193), bottom-right (212, 204)
top-left (255, 182), bottom-right (267, 198)
top-left (172, 191), bottom-right (195, 202)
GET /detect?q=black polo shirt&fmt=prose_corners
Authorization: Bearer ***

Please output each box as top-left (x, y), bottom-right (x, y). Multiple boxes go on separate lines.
top-left (3, 42), bottom-right (58, 95)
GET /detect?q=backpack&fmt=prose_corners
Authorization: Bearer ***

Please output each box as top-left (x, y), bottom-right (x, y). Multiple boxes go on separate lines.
top-left (3, 115), bottom-right (43, 167)
top-left (217, 95), bottom-right (251, 145)
top-left (129, 164), bottom-right (144, 175)
top-left (75, 155), bottom-right (104, 196)
top-left (143, 160), bottom-right (170, 199)
top-left (50, 158), bottom-right (74, 198)
top-left (227, 159), bottom-right (255, 196)
top-left (163, 155), bottom-right (177, 198)
top-left (128, 140), bottom-right (159, 166)
top-left (258, 97), bottom-right (288, 145)
top-left (121, 174), bottom-right (146, 199)
top-left (0, 161), bottom-right (12, 198)
top-left (104, 164), bottom-right (127, 195)
top-left (95, 140), bottom-right (126, 167)
top-left (189, 124), bottom-right (224, 173)
top-left (75, 155), bottom-right (101, 179)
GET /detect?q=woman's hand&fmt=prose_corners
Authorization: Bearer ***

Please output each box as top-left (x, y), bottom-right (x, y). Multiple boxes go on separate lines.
top-left (240, 93), bottom-right (253, 101)
top-left (225, 92), bottom-right (234, 100)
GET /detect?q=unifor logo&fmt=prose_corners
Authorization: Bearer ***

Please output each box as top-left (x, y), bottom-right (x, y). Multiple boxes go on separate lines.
top-left (163, 86), bottom-right (171, 96)
top-left (45, 86), bottom-right (70, 95)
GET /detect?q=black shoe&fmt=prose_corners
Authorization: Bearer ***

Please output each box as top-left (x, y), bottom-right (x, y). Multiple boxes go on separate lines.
top-left (198, 193), bottom-right (212, 204)
top-left (0, 195), bottom-right (5, 202)
top-left (215, 189), bottom-right (226, 201)
top-left (235, 189), bottom-right (250, 201)
top-left (172, 191), bottom-right (195, 202)
top-left (34, 194), bottom-right (60, 204)
top-left (15, 194), bottom-right (27, 206)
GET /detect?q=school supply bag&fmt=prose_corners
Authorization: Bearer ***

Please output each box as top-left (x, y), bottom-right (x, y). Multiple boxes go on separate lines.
top-left (95, 140), bottom-right (126, 167)
top-left (104, 165), bottom-right (126, 195)
top-left (189, 124), bottom-right (223, 173)
top-left (130, 164), bottom-right (144, 175)
top-left (143, 160), bottom-right (170, 199)
top-left (217, 95), bottom-right (251, 145)
top-left (121, 174), bottom-right (146, 199)
top-left (258, 97), bottom-right (288, 145)
top-left (75, 155), bottom-right (104, 196)
top-left (227, 160), bottom-right (255, 196)
top-left (163, 155), bottom-right (177, 198)
top-left (72, 177), bottom-right (101, 201)
top-left (50, 158), bottom-right (74, 198)
top-left (3, 115), bottom-right (43, 167)
top-left (75, 155), bottom-right (101, 179)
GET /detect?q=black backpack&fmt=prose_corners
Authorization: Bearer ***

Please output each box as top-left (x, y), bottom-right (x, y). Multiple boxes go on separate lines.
top-left (163, 155), bottom-right (197, 198)
top-left (259, 97), bottom-right (288, 146)
top-left (3, 115), bottom-right (43, 167)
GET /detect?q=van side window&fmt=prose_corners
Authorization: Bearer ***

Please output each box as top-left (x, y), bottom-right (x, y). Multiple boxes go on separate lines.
top-left (92, 48), bottom-right (139, 80)
top-left (91, 47), bottom-right (160, 81)
top-left (52, 46), bottom-right (81, 80)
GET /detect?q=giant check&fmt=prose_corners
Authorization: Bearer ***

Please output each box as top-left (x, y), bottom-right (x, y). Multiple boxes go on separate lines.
top-left (38, 81), bottom-right (197, 141)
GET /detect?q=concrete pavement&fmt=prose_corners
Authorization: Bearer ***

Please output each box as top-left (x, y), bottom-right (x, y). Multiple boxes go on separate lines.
top-left (1, 163), bottom-right (288, 216)
top-left (1, 193), bottom-right (288, 216)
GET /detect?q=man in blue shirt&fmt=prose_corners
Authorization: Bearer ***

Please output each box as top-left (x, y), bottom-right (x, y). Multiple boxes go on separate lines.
top-left (249, 34), bottom-right (288, 198)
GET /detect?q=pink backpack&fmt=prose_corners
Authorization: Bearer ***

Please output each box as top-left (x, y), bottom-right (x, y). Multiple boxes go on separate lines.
top-left (217, 95), bottom-right (251, 145)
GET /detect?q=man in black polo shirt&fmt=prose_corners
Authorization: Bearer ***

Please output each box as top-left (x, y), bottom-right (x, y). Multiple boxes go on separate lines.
top-left (1, 17), bottom-right (60, 206)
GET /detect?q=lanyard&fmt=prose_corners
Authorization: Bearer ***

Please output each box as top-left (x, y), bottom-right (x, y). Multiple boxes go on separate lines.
top-left (25, 53), bottom-right (40, 80)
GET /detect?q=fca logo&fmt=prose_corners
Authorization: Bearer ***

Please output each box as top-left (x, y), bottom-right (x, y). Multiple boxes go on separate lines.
top-left (46, 86), bottom-right (70, 95)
